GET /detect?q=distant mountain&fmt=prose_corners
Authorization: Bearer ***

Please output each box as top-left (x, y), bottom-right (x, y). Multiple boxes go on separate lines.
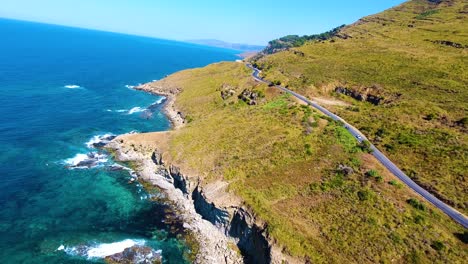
top-left (186, 39), bottom-right (265, 51)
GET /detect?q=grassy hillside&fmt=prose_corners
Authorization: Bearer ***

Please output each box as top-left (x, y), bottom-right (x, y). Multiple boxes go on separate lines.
top-left (253, 0), bottom-right (468, 214)
top-left (145, 61), bottom-right (467, 263)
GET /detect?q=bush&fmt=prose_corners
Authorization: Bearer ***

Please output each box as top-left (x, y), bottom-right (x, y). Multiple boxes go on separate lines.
top-left (416, 9), bottom-right (439, 20)
top-left (366, 169), bottom-right (383, 182)
top-left (359, 140), bottom-right (373, 153)
top-left (366, 169), bottom-right (379, 177)
top-left (357, 189), bottom-right (372, 201)
top-left (430, 240), bottom-right (445, 251)
top-left (424, 113), bottom-right (438, 121)
top-left (388, 180), bottom-right (402, 188)
top-left (414, 215), bottom-right (425, 224)
top-left (407, 198), bottom-right (426, 211)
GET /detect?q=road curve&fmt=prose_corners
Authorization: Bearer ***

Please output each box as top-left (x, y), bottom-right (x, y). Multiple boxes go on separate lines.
top-left (246, 63), bottom-right (468, 229)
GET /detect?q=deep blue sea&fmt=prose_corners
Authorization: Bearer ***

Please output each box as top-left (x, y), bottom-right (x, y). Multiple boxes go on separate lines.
top-left (0, 18), bottom-right (238, 263)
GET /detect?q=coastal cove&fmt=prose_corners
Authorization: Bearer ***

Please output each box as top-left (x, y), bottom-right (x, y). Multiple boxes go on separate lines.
top-left (0, 18), bottom-right (239, 263)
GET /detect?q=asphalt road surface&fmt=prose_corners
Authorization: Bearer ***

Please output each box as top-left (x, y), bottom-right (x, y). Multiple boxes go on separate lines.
top-left (246, 63), bottom-right (468, 228)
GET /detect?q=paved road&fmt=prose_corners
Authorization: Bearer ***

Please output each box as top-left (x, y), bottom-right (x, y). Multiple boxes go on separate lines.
top-left (246, 63), bottom-right (468, 228)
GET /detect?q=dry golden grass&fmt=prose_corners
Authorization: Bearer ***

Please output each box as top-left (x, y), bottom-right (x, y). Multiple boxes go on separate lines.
top-left (254, 0), bottom-right (468, 213)
top-left (144, 60), bottom-right (467, 262)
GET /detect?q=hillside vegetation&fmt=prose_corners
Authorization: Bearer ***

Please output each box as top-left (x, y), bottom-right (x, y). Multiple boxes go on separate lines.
top-left (261, 25), bottom-right (345, 54)
top-left (144, 61), bottom-right (467, 263)
top-left (253, 0), bottom-right (468, 214)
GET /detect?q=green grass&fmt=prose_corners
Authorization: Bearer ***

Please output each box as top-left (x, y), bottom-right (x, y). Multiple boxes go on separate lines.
top-left (253, 0), bottom-right (468, 214)
top-left (151, 60), bottom-right (467, 262)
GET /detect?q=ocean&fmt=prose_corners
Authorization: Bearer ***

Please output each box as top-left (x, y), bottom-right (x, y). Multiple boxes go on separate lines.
top-left (0, 18), bottom-right (238, 263)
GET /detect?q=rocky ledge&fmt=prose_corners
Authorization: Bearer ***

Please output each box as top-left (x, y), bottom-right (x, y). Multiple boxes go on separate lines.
top-left (135, 83), bottom-right (185, 129)
top-left (106, 137), bottom-right (243, 264)
top-left (109, 78), bottom-right (302, 263)
top-left (106, 134), bottom-right (301, 264)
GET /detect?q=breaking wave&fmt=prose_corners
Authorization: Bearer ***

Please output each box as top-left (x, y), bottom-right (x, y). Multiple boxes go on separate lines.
top-left (85, 133), bottom-right (116, 149)
top-left (59, 239), bottom-right (147, 259)
top-left (64, 85), bottom-right (81, 89)
top-left (128, 107), bottom-right (145, 115)
top-left (64, 152), bottom-right (108, 169)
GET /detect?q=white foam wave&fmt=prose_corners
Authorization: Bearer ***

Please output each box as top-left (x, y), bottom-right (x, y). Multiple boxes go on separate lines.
top-left (62, 239), bottom-right (146, 259)
top-left (64, 152), bottom-right (108, 169)
top-left (87, 239), bottom-right (146, 258)
top-left (128, 107), bottom-right (145, 115)
top-left (85, 133), bottom-right (116, 149)
top-left (64, 85), bottom-right (81, 89)
top-left (64, 154), bottom-right (89, 166)
top-left (107, 109), bottom-right (128, 113)
top-left (155, 97), bottom-right (166, 104)
top-left (125, 85), bottom-right (135, 89)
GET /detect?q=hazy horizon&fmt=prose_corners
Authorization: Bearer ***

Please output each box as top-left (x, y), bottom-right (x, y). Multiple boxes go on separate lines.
top-left (0, 0), bottom-right (406, 45)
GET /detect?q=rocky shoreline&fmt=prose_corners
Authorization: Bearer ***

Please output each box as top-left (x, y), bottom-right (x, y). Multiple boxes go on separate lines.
top-left (106, 136), bottom-right (243, 264)
top-left (106, 80), bottom-right (302, 264)
top-left (135, 82), bottom-right (185, 129)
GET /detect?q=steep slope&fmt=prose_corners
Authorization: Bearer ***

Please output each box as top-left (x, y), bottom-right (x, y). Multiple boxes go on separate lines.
top-left (253, 0), bottom-right (468, 214)
top-left (134, 61), bottom-right (467, 263)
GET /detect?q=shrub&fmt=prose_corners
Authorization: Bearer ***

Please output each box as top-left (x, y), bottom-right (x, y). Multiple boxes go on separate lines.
top-left (375, 128), bottom-right (386, 137)
top-left (366, 169), bottom-right (379, 177)
top-left (304, 143), bottom-right (313, 155)
top-left (416, 9), bottom-right (439, 20)
top-left (389, 232), bottom-right (402, 244)
top-left (424, 113), bottom-right (438, 121)
top-left (388, 180), bottom-right (402, 188)
top-left (359, 140), bottom-right (373, 153)
top-left (357, 189), bottom-right (372, 201)
top-left (384, 143), bottom-right (394, 152)
top-left (366, 169), bottom-right (383, 182)
top-left (407, 198), bottom-right (426, 211)
top-left (185, 115), bottom-right (194, 123)
top-left (414, 215), bottom-right (425, 224)
top-left (430, 240), bottom-right (445, 251)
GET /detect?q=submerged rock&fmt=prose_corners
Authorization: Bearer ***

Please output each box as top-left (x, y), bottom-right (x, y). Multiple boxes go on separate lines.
top-left (104, 246), bottom-right (162, 264)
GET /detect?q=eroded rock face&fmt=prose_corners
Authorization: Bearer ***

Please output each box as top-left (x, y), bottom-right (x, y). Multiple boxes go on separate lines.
top-left (104, 246), bottom-right (162, 264)
top-left (335, 86), bottom-right (384, 105)
top-left (431, 40), bottom-right (466, 49)
top-left (107, 135), bottom-right (303, 264)
top-left (220, 83), bottom-right (237, 100)
top-left (238, 89), bottom-right (259, 105)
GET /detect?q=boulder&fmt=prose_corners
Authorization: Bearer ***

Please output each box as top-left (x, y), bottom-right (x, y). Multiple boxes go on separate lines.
top-left (338, 164), bottom-right (354, 176)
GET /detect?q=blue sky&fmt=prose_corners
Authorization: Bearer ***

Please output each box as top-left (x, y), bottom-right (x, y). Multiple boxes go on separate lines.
top-left (0, 0), bottom-right (406, 45)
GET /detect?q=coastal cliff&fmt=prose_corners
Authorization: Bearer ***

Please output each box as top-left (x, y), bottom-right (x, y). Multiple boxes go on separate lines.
top-left (106, 132), bottom-right (299, 264)
top-left (107, 61), bottom-right (467, 263)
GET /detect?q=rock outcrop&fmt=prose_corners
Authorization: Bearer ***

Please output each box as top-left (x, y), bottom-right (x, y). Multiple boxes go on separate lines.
top-left (105, 246), bottom-right (162, 264)
top-left (106, 135), bottom-right (302, 264)
top-left (335, 86), bottom-right (384, 105)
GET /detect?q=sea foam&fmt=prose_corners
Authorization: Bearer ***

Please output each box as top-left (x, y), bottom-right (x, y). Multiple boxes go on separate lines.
top-left (85, 133), bottom-right (116, 149)
top-left (87, 239), bottom-right (146, 258)
top-left (128, 107), bottom-right (145, 115)
top-left (64, 154), bottom-right (89, 167)
top-left (155, 96), bottom-right (166, 105)
top-left (64, 85), bottom-right (81, 89)
top-left (64, 152), bottom-right (108, 169)
top-left (60, 239), bottom-right (147, 259)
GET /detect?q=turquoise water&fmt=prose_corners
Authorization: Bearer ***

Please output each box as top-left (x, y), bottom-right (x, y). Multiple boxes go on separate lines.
top-left (0, 18), bottom-right (238, 263)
